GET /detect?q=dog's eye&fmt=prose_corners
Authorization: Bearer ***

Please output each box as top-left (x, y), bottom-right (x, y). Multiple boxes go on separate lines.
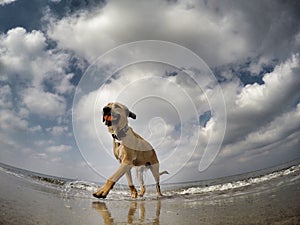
top-left (114, 104), bottom-right (121, 109)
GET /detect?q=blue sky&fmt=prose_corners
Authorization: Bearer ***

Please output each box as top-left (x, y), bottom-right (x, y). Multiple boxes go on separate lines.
top-left (0, 0), bottom-right (299, 184)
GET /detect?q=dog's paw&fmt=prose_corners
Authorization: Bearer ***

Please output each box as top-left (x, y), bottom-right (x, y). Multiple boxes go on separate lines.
top-left (138, 186), bottom-right (145, 197)
top-left (93, 192), bottom-right (107, 199)
top-left (131, 192), bottom-right (137, 199)
top-left (92, 180), bottom-right (115, 199)
top-left (93, 187), bottom-right (109, 199)
top-left (129, 185), bottom-right (138, 198)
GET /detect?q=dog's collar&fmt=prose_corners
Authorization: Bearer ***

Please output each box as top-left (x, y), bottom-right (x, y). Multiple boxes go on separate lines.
top-left (112, 125), bottom-right (129, 140)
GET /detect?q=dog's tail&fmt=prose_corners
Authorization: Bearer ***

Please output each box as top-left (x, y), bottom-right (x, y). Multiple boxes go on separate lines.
top-left (159, 170), bottom-right (169, 176)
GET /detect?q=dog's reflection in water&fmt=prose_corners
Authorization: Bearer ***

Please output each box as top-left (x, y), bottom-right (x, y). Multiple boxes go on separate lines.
top-left (92, 200), bottom-right (161, 225)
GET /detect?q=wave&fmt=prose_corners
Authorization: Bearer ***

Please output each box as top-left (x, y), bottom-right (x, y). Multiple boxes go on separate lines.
top-left (1, 161), bottom-right (299, 200)
top-left (59, 164), bottom-right (300, 200)
top-left (64, 180), bottom-right (99, 192)
top-left (176, 164), bottom-right (300, 196)
top-left (0, 163), bottom-right (70, 187)
top-left (0, 165), bottom-right (25, 179)
top-left (61, 181), bottom-right (99, 199)
top-left (31, 175), bottom-right (68, 186)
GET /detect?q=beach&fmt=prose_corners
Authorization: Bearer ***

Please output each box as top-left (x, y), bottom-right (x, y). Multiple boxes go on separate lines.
top-left (0, 164), bottom-right (299, 225)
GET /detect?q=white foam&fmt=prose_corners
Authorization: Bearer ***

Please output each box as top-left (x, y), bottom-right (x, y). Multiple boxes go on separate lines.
top-left (178, 164), bottom-right (300, 195)
top-left (65, 181), bottom-right (99, 191)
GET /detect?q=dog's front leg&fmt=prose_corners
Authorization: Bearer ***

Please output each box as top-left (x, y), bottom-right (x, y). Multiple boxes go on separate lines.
top-left (93, 163), bottom-right (132, 199)
top-left (126, 170), bottom-right (138, 198)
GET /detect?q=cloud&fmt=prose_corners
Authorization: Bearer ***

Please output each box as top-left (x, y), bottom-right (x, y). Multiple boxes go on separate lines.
top-left (22, 88), bottom-right (66, 117)
top-left (199, 54), bottom-right (300, 177)
top-left (237, 55), bottom-right (299, 110)
top-left (46, 0), bottom-right (249, 66)
top-left (47, 0), bottom-right (300, 66)
top-left (46, 144), bottom-right (72, 153)
top-left (46, 125), bottom-right (69, 136)
top-left (0, 0), bottom-right (17, 6)
top-left (0, 27), bottom-right (77, 174)
top-left (32, 152), bottom-right (48, 159)
top-left (0, 27), bottom-right (75, 124)
top-left (0, 27), bottom-right (74, 94)
top-left (0, 109), bottom-right (29, 132)
top-left (221, 103), bottom-right (300, 159)
top-left (0, 85), bottom-right (13, 109)
top-left (224, 54), bottom-right (300, 144)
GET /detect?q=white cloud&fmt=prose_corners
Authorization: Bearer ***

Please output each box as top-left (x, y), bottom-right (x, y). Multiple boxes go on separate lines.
top-left (22, 88), bottom-right (66, 117)
top-left (247, 103), bottom-right (300, 148)
top-left (236, 54), bottom-right (300, 111)
top-left (34, 140), bottom-right (55, 147)
top-left (46, 125), bottom-right (69, 136)
top-left (33, 153), bottom-right (48, 159)
top-left (55, 73), bottom-right (75, 94)
top-left (206, 54), bottom-right (300, 174)
top-left (221, 103), bottom-right (300, 159)
top-left (1, 27), bottom-right (47, 83)
top-left (0, 0), bottom-right (17, 6)
top-left (47, 0), bottom-right (300, 67)
top-left (0, 27), bottom-right (74, 118)
top-left (46, 0), bottom-right (250, 66)
top-left (0, 109), bottom-right (29, 132)
top-left (0, 27), bottom-right (77, 176)
top-left (212, 54), bottom-right (299, 147)
top-left (46, 144), bottom-right (72, 153)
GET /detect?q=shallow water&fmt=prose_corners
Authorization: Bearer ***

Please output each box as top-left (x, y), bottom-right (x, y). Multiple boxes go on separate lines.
top-left (1, 161), bottom-right (300, 224)
top-left (0, 161), bottom-right (300, 201)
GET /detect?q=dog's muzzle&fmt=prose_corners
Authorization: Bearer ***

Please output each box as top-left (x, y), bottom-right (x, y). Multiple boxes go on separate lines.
top-left (102, 107), bottom-right (120, 127)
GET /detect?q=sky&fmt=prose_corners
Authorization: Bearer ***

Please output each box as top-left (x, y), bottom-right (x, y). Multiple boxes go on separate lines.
top-left (0, 0), bottom-right (299, 184)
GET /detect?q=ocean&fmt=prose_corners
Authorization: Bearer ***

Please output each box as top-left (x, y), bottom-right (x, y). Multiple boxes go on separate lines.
top-left (0, 160), bottom-right (300, 224)
top-left (1, 160), bottom-right (300, 199)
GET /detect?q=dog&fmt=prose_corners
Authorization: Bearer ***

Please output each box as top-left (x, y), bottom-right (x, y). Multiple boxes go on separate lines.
top-left (93, 102), bottom-right (168, 199)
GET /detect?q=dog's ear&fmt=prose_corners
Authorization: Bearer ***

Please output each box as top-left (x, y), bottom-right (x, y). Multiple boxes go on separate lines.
top-left (128, 111), bottom-right (136, 119)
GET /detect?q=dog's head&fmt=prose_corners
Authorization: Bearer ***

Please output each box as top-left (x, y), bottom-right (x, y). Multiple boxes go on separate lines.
top-left (102, 102), bottom-right (136, 133)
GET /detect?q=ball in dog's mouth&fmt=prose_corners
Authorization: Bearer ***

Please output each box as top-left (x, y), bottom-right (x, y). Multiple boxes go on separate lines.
top-left (103, 112), bottom-right (120, 127)
top-left (104, 118), bottom-right (112, 127)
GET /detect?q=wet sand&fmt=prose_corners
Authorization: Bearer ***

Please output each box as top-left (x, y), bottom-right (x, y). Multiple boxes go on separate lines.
top-left (0, 169), bottom-right (299, 225)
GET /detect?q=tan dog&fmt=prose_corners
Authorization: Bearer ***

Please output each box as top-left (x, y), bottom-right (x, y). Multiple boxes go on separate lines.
top-left (93, 102), bottom-right (167, 199)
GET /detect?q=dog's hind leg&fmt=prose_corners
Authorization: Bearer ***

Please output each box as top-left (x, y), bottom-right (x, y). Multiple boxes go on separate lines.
top-left (126, 170), bottom-right (137, 198)
top-left (136, 167), bottom-right (146, 197)
top-left (150, 163), bottom-right (162, 197)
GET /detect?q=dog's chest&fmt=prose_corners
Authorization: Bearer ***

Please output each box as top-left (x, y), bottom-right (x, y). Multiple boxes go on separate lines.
top-left (113, 142), bottom-right (137, 162)
top-left (113, 142), bottom-right (123, 162)
top-left (121, 129), bottom-right (153, 151)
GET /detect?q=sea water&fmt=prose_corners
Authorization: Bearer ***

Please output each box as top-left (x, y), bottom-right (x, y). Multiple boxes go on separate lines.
top-left (0, 159), bottom-right (299, 201)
